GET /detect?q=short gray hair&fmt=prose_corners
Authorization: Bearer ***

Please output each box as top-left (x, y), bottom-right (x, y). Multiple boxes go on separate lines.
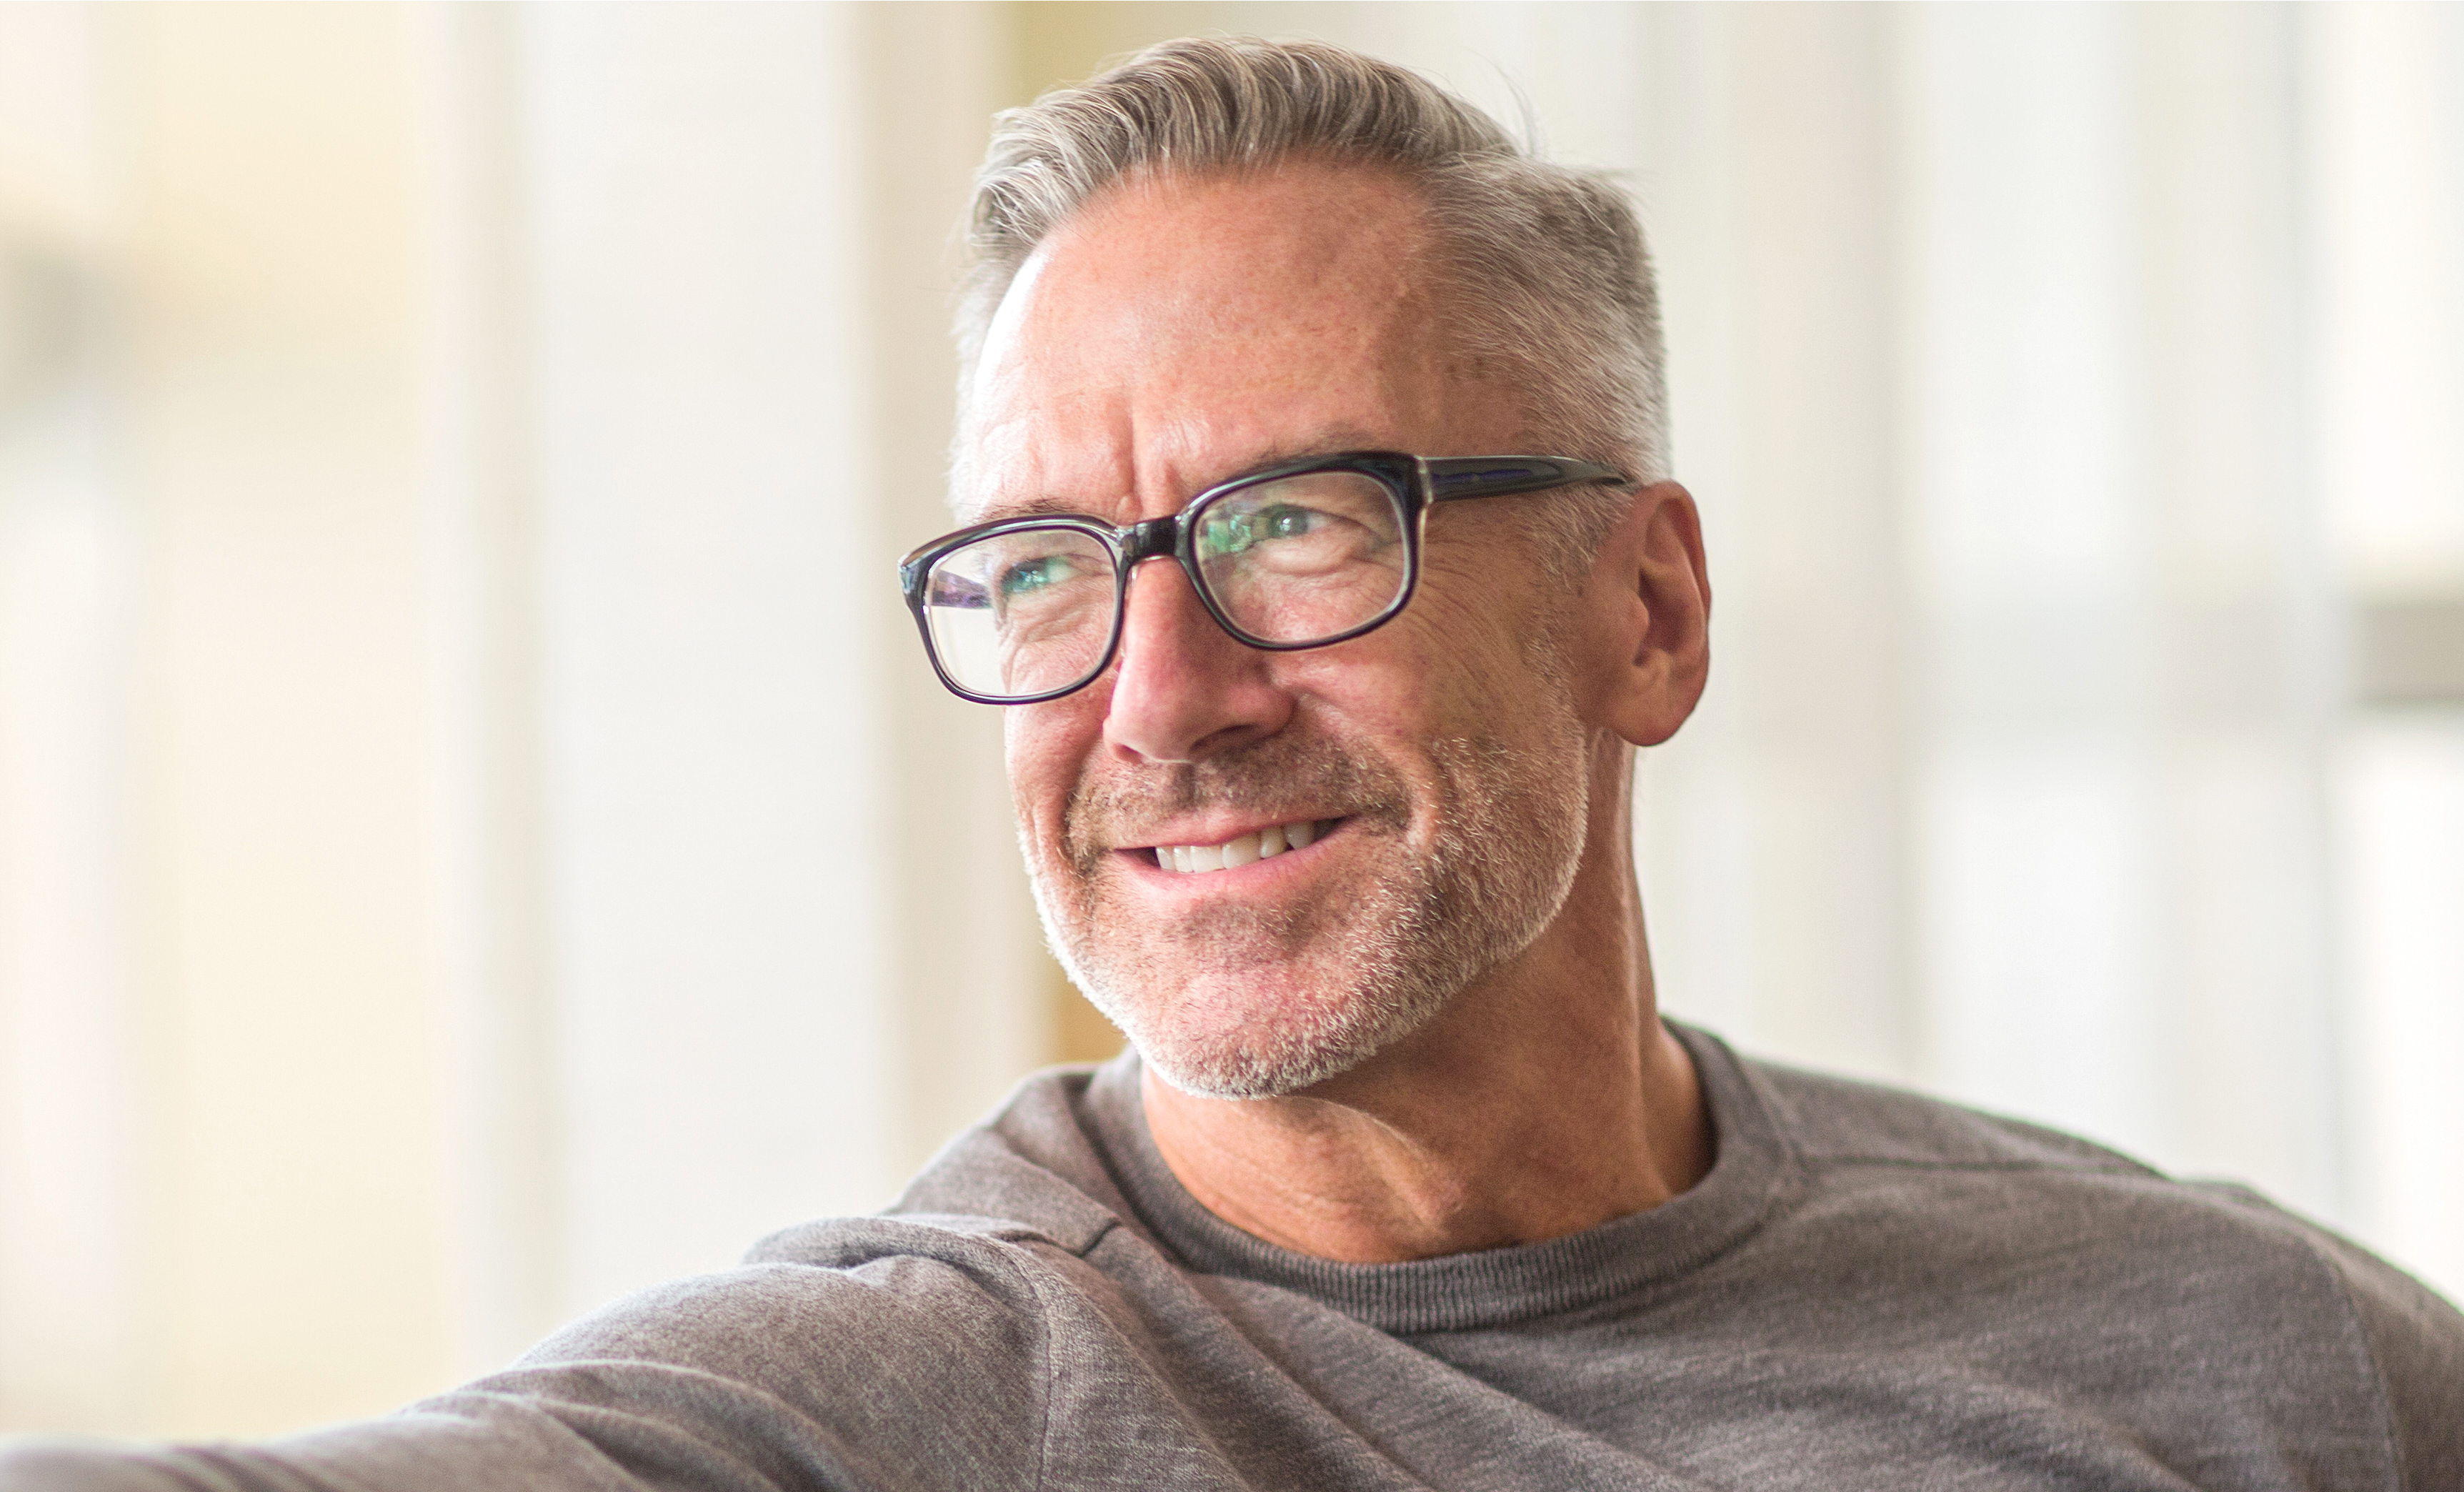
top-left (957, 36), bottom-right (1670, 565)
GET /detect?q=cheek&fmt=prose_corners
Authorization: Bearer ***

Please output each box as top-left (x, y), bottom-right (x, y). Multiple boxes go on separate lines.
top-left (1003, 697), bottom-right (1104, 851)
top-left (1410, 540), bottom-right (1581, 718)
top-left (1265, 628), bottom-right (1522, 820)
top-left (1307, 595), bottom-right (1537, 740)
top-left (1268, 641), bottom-right (1447, 745)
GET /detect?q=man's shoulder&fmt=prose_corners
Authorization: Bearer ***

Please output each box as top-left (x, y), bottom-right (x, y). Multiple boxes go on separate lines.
top-left (714, 1064), bottom-right (1131, 1290)
top-left (1717, 1036), bottom-right (2464, 1487)
top-left (1707, 1031), bottom-right (2458, 1318)
top-left (873, 1060), bottom-right (1132, 1242)
top-left (1727, 1044), bottom-right (2164, 1178)
top-left (1728, 1042), bottom-right (2373, 1273)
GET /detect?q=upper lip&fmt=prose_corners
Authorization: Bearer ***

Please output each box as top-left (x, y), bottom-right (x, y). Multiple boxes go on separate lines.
top-left (1117, 813), bottom-right (1333, 850)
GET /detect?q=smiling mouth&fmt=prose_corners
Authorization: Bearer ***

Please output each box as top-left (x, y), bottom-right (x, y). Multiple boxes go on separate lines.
top-left (1144, 818), bottom-right (1338, 875)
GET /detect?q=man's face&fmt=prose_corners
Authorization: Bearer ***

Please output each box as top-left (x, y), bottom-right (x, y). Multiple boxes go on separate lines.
top-left (962, 164), bottom-right (1600, 1098)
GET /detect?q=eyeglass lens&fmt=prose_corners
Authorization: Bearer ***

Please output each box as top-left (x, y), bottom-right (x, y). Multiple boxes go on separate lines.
top-left (920, 468), bottom-right (1410, 700)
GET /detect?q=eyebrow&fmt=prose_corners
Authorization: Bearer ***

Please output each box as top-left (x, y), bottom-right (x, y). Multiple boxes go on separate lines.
top-left (972, 492), bottom-right (1106, 524)
top-left (972, 429), bottom-right (1395, 526)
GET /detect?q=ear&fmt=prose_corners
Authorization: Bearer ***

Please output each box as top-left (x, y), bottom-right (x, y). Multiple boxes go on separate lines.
top-left (1577, 482), bottom-right (1711, 747)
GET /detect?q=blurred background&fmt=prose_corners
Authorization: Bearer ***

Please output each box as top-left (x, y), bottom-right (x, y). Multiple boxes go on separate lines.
top-left (1, 0), bottom-right (2459, 1443)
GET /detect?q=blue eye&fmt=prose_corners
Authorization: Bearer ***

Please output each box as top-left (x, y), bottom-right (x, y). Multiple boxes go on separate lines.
top-left (1258, 504), bottom-right (1319, 540)
top-left (999, 554), bottom-right (1079, 597)
top-left (1202, 504), bottom-right (1320, 560)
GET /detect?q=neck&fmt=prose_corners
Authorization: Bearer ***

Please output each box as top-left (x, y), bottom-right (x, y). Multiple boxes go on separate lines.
top-left (1137, 766), bottom-right (1712, 1263)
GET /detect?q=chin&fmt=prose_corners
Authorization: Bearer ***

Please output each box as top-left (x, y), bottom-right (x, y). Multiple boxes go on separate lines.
top-left (1111, 965), bottom-right (1452, 1100)
top-left (1042, 897), bottom-right (1479, 1098)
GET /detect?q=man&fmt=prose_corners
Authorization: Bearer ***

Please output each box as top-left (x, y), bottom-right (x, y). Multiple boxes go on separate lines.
top-left (7, 35), bottom-right (2460, 1492)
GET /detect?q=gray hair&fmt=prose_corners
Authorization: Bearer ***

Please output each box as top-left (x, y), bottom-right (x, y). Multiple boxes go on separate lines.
top-left (956, 36), bottom-right (1670, 567)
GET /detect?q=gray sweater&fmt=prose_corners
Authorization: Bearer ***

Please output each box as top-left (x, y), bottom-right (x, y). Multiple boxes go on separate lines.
top-left (6, 1026), bottom-right (2461, 1490)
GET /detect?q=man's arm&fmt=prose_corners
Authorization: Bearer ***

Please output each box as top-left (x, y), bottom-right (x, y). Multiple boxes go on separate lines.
top-left (0, 1227), bottom-right (1052, 1492)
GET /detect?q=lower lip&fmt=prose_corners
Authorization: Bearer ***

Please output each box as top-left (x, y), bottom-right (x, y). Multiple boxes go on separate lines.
top-left (1120, 820), bottom-right (1347, 887)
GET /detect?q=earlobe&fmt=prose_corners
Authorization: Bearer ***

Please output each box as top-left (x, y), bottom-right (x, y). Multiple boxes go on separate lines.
top-left (1587, 482), bottom-right (1711, 748)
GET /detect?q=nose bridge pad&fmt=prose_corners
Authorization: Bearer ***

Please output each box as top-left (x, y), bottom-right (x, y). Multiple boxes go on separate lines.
top-left (1119, 514), bottom-right (1190, 612)
top-left (1114, 517), bottom-right (1224, 658)
top-left (1124, 515), bottom-right (1179, 565)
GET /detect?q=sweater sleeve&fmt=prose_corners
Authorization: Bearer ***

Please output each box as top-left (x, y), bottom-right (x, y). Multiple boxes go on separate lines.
top-left (0, 1233), bottom-right (1054, 1492)
top-left (2326, 1239), bottom-right (2464, 1492)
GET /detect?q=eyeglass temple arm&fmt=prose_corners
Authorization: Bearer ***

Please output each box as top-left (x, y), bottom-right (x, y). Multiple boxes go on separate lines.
top-left (1424, 457), bottom-right (1630, 503)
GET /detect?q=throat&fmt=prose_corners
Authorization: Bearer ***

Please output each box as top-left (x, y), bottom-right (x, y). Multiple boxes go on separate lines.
top-left (1134, 1018), bottom-right (1708, 1264)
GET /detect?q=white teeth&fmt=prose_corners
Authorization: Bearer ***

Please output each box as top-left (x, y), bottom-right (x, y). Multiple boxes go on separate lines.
top-left (1154, 820), bottom-right (1326, 874)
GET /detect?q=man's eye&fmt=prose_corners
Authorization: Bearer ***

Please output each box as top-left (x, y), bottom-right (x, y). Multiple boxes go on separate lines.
top-left (999, 554), bottom-right (1079, 597)
top-left (1257, 504), bottom-right (1322, 541)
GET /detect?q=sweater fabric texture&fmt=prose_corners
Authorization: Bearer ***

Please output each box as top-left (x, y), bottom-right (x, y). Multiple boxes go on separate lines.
top-left (4, 1024), bottom-right (2460, 1491)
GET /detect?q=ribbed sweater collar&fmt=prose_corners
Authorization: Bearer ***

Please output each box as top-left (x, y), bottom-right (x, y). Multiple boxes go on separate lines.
top-left (1079, 1023), bottom-right (1800, 1335)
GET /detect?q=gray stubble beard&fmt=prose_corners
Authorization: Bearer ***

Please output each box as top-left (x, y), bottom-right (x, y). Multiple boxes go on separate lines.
top-left (1024, 710), bottom-right (1592, 1100)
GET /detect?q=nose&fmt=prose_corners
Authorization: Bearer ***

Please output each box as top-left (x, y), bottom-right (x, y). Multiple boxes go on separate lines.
top-left (1100, 557), bottom-right (1292, 765)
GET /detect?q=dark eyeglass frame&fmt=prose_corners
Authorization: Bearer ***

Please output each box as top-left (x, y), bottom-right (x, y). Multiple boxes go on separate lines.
top-left (897, 450), bottom-right (1629, 705)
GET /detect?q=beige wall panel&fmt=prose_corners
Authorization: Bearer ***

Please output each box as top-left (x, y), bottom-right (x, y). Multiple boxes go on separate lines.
top-left (123, 2), bottom-right (453, 1434)
top-left (0, 4), bottom-right (148, 1433)
top-left (859, 1), bottom-right (1063, 1148)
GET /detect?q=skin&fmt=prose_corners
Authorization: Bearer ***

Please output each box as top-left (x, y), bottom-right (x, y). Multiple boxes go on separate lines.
top-left (962, 161), bottom-right (1717, 1264)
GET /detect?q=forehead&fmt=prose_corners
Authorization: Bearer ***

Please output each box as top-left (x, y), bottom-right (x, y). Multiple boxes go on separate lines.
top-left (959, 164), bottom-right (1507, 522)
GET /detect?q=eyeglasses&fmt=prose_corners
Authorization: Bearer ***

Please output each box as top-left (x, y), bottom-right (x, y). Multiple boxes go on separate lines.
top-left (897, 450), bottom-right (1628, 705)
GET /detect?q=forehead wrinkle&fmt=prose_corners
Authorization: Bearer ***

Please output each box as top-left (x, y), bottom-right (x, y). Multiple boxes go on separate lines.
top-left (960, 377), bottom-right (1132, 523)
top-left (972, 419), bottom-right (1415, 529)
top-left (957, 164), bottom-right (1475, 528)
